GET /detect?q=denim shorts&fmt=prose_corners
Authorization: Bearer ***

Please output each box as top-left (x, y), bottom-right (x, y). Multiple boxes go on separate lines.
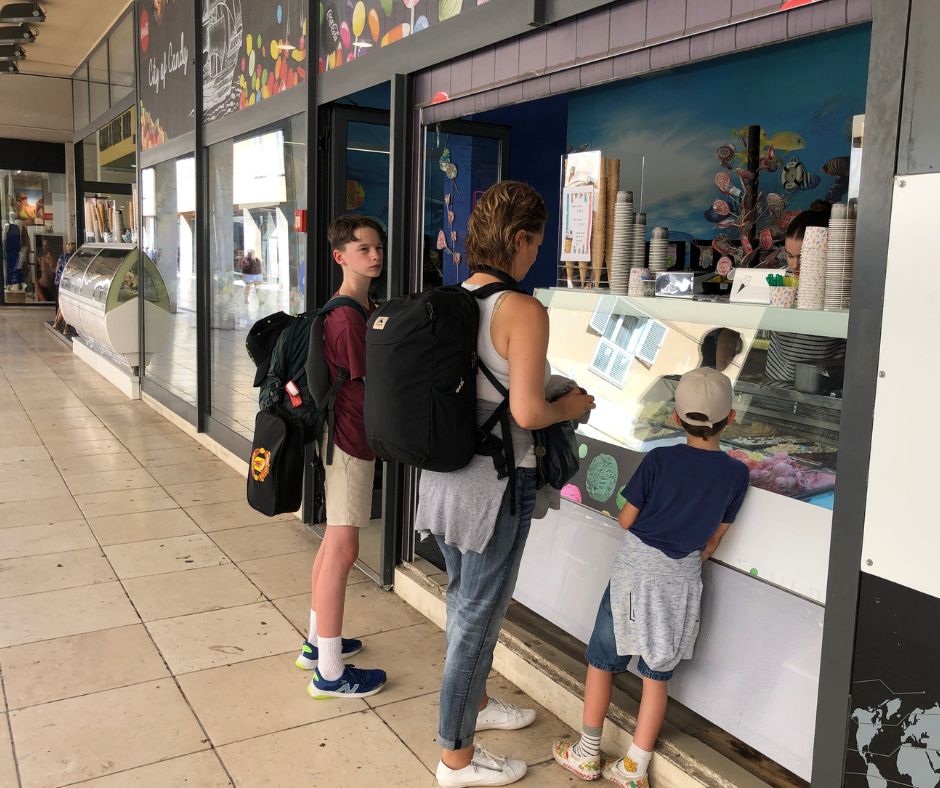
top-left (586, 584), bottom-right (674, 681)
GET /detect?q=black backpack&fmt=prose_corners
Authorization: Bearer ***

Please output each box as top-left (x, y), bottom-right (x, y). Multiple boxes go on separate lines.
top-left (246, 297), bottom-right (367, 516)
top-left (364, 267), bottom-right (522, 503)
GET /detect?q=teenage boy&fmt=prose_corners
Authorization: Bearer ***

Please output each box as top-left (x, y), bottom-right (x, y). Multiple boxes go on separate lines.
top-left (296, 215), bottom-right (388, 699)
top-left (552, 367), bottom-right (750, 786)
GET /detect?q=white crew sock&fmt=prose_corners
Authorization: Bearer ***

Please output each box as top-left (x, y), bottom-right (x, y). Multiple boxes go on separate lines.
top-left (317, 636), bottom-right (344, 681)
top-left (308, 610), bottom-right (318, 645)
top-left (625, 742), bottom-right (652, 775)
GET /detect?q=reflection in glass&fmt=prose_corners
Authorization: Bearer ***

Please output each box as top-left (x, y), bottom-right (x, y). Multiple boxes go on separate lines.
top-left (142, 157), bottom-right (197, 407)
top-left (109, 13), bottom-right (135, 104)
top-left (72, 64), bottom-right (89, 131)
top-left (89, 42), bottom-right (110, 121)
top-left (208, 115), bottom-right (306, 440)
top-left (541, 293), bottom-right (842, 511)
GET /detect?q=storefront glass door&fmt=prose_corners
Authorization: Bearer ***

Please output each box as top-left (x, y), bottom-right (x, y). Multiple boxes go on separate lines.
top-left (314, 104), bottom-right (391, 584)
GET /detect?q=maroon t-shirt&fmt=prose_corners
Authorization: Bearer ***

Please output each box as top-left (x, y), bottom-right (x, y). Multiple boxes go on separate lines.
top-left (322, 298), bottom-right (374, 461)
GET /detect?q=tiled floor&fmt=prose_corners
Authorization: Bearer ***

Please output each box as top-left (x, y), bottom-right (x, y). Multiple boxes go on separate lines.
top-left (0, 309), bottom-right (576, 788)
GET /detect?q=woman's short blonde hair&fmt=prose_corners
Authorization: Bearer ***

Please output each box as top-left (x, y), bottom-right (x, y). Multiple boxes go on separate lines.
top-left (466, 181), bottom-right (547, 275)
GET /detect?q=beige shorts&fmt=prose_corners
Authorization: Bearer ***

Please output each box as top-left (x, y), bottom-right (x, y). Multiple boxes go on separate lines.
top-left (320, 432), bottom-right (375, 528)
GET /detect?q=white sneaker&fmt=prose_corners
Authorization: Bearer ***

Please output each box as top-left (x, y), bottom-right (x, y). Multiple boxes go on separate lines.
top-left (475, 697), bottom-right (536, 732)
top-left (436, 745), bottom-right (527, 787)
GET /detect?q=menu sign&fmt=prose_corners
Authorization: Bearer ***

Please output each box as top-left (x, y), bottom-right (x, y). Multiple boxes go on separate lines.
top-left (139, 0), bottom-right (196, 151)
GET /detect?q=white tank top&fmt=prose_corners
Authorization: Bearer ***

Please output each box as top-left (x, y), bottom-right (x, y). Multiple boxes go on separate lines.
top-left (462, 282), bottom-right (551, 403)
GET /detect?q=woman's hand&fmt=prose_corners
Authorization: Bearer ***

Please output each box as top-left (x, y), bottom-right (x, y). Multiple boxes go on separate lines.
top-left (557, 387), bottom-right (595, 422)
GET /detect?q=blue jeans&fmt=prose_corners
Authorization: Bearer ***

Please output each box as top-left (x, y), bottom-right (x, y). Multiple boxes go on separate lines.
top-left (586, 584), bottom-right (674, 681)
top-left (435, 468), bottom-right (538, 750)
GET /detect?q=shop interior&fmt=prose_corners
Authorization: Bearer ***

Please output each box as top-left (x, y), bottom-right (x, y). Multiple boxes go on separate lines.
top-left (1, 169), bottom-right (68, 305)
top-left (412, 24), bottom-right (872, 785)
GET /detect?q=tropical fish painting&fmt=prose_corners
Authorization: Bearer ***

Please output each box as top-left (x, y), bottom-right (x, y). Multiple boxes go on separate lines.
top-left (780, 157), bottom-right (821, 192)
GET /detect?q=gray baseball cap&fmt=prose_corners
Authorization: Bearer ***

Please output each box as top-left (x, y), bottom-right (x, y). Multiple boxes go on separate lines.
top-left (675, 367), bottom-right (733, 427)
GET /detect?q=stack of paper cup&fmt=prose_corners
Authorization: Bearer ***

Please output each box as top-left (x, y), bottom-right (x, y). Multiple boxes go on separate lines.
top-left (631, 213), bottom-right (647, 269)
top-left (648, 227), bottom-right (669, 276)
top-left (796, 226), bottom-right (828, 310)
top-left (824, 202), bottom-right (856, 310)
top-left (628, 266), bottom-right (650, 297)
top-left (609, 192), bottom-right (634, 294)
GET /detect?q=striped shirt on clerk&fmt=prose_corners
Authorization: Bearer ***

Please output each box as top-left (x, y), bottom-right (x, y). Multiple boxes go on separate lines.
top-left (765, 332), bottom-right (847, 383)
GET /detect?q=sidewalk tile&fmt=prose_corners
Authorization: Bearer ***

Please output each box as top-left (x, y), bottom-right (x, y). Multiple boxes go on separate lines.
top-left (164, 478), bottom-right (247, 508)
top-left (65, 468), bottom-right (159, 496)
top-left (0, 496), bottom-right (82, 528)
top-left (104, 534), bottom-right (229, 579)
top-left (0, 548), bottom-right (114, 599)
top-left (0, 521), bottom-right (96, 561)
top-left (0, 624), bottom-right (168, 710)
top-left (70, 752), bottom-right (231, 787)
top-left (47, 439), bottom-right (127, 461)
top-left (133, 446), bottom-right (220, 467)
top-left (184, 500), bottom-right (297, 532)
top-left (124, 564), bottom-right (262, 621)
top-left (10, 680), bottom-right (207, 788)
top-left (179, 651), bottom-right (367, 745)
top-left (237, 550), bottom-right (367, 599)
top-left (74, 487), bottom-right (178, 519)
top-left (0, 476), bottom-right (70, 504)
top-left (55, 452), bottom-right (141, 477)
top-left (87, 509), bottom-right (201, 547)
top-left (148, 460), bottom-right (238, 487)
top-left (0, 582), bottom-right (138, 648)
top-left (217, 711), bottom-right (433, 787)
top-left (145, 601), bottom-right (299, 674)
top-left (360, 623), bottom-right (445, 708)
top-left (210, 522), bottom-right (319, 562)
top-left (0, 714), bottom-right (16, 788)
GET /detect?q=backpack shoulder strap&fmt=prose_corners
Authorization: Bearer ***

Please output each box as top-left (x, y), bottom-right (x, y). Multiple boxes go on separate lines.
top-left (317, 296), bottom-right (368, 321)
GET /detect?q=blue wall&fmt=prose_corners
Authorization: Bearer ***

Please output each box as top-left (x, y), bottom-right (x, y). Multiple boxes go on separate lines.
top-left (566, 26), bottom-right (871, 238)
top-left (473, 94), bottom-right (569, 291)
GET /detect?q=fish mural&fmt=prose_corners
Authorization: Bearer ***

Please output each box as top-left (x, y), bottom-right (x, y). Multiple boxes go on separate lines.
top-left (780, 157), bottom-right (821, 191)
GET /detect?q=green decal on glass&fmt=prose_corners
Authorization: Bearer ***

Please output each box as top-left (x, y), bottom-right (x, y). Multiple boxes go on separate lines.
top-left (586, 454), bottom-right (618, 502)
top-left (578, 443), bottom-right (588, 460)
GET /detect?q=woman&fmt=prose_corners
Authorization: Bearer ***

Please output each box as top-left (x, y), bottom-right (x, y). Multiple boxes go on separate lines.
top-left (418, 181), bottom-right (595, 787)
top-left (242, 249), bottom-right (263, 304)
top-left (765, 202), bottom-right (846, 383)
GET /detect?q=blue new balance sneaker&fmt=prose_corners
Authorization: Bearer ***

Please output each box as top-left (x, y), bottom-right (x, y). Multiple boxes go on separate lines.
top-left (307, 665), bottom-right (387, 699)
top-left (295, 638), bottom-right (363, 670)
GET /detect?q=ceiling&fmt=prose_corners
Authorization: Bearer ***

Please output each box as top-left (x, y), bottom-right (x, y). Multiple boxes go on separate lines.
top-left (0, 0), bottom-right (134, 142)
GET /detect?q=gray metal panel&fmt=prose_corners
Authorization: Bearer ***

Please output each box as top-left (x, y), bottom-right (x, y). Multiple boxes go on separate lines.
top-left (575, 7), bottom-right (612, 62)
top-left (546, 21), bottom-right (578, 70)
top-left (847, 0), bottom-right (874, 24)
top-left (497, 82), bottom-right (526, 107)
top-left (415, 71), bottom-right (433, 106)
top-left (811, 1), bottom-right (912, 784)
top-left (686, 0), bottom-right (732, 32)
top-left (731, 0), bottom-right (781, 21)
top-left (450, 57), bottom-right (473, 97)
top-left (787, 0), bottom-right (848, 38)
top-left (139, 130), bottom-right (196, 169)
top-left (609, 0), bottom-right (649, 51)
top-left (612, 47), bottom-right (651, 78)
top-left (494, 38), bottom-right (522, 83)
top-left (522, 74), bottom-right (553, 101)
top-left (735, 12), bottom-right (788, 49)
top-left (427, 65), bottom-right (452, 103)
top-left (649, 38), bottom-right (691, 70)
top-left (519, 28), bottom-right (548, 76)
top-left (549, 68), bottom-right (581, 95)
top-left (471, 47), bottom-right (497, 91)
top-left (689, 26), bottom-right (737, 60)
top-left (645, 0), bottom-right (687, 41)
top-left (579, 56), bottom-right (615, 86)
top-left (898, 0), bottom-right (940, 174)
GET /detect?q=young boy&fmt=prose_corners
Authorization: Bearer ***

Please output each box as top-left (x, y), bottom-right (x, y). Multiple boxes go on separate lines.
top-left (296, 215), bottom-right (388, 699)
top-left (553, 367), bottom-right (750, 786)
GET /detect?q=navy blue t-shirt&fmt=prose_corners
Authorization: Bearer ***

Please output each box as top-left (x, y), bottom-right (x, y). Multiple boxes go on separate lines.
top-left (623, 444), bottom-right (750, 559)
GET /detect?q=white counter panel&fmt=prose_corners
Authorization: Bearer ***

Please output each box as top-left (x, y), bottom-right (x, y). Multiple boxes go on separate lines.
top-left (514, 501), bottom-right (822, 780)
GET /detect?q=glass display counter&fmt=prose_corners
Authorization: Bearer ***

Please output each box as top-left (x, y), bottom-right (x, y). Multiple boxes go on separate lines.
top-left (59, 243), bottom-right (171, 367)
top-left (532, 287), bottom-right (847, 604)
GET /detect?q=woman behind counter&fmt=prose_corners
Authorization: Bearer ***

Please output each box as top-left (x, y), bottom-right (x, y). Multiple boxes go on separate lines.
top-left (765, 202), bottom-right (846, 384)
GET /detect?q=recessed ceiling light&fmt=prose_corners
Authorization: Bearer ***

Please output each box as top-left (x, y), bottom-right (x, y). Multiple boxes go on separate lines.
top-left (0, 23), bottom-right (37, 44)
top-left (0, 3), bottom-right (46, 24)
top-left (0, 43), bottom-right (25, 61)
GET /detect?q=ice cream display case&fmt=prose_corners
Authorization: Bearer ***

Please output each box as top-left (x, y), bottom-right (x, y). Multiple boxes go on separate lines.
top-left (525, 287), bottom-right (848, 603)
top-left (59, 243), bottom-right (171, 368)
